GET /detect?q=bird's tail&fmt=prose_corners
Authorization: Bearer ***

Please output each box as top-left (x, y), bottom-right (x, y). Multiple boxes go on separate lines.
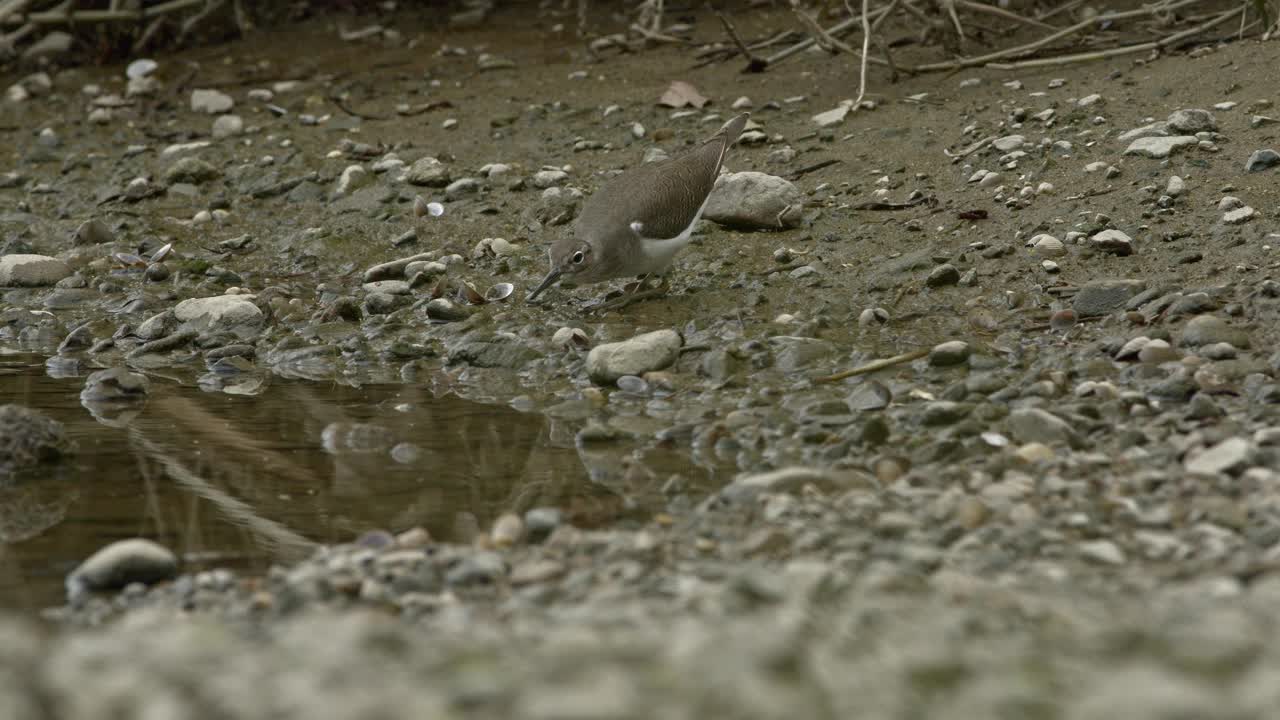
top-left (708, 112), bottom-right (748, 174)
top-left (712, 112), bottom-right (749, 148)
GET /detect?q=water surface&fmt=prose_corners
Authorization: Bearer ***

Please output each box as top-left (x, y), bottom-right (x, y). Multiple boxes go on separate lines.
top-left (1, 353), bottom-right (666, 611)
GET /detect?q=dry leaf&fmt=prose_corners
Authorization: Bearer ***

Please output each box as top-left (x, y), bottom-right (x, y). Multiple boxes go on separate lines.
top-left (658, 81), bottom-right (708, 109)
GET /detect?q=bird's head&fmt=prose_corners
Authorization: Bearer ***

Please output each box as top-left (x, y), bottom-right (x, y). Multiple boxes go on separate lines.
top-left (527, 234), bottom-right (598, 302)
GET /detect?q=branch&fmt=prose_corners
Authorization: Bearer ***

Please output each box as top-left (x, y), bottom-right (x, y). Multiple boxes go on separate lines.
top-left (986, 4), bottom-right (1245, 70)
top-left (910, 0), bottom-right (1209, 72)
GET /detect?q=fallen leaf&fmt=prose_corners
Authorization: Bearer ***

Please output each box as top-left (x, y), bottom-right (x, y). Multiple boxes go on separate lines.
top-left (658, 81), bottom-right (708, 109)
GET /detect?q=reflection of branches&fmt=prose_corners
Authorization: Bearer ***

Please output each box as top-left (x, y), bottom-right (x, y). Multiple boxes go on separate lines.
top-left (128, 427), bottom-right (315, 557)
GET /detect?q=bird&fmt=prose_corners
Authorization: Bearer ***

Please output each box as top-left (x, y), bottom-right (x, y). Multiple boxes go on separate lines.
top-left (526, 112), bottom-right (749, 310)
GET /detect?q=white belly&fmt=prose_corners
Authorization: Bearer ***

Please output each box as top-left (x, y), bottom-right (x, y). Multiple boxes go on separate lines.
top-left (631, 194), bottom-right (711, 276)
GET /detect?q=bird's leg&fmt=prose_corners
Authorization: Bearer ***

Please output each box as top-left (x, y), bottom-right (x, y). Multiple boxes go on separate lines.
top-left (592, 274), bottom-right (671, 312)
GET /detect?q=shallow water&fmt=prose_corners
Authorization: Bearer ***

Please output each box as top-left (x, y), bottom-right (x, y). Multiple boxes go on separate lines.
top-left (1, 352), bottom-right (705, 611)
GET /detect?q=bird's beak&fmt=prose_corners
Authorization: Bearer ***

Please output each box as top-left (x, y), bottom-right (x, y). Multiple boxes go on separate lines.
top-left (527, 268), bottom-right (562, 302)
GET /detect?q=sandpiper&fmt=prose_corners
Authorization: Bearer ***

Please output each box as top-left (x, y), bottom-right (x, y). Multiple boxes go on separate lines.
top-left (527, 112), bottom-right (749, 310)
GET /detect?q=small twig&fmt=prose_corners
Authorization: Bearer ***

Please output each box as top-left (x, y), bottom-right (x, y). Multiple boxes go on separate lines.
top-left (178, 0), bottom-right (226, 44)
top-left (957, 0), bottom-right (1055, 31)
top-left (232, 0), bottom-right (246, 34)
top-left (328, 93), bottom-right (388, 121)
top-left (849, 0), bottom-right (871, 107)
top-left (814, 348), bottom-right (930, 383)
top-left (714, 5), bottom-right (765, 70)
top-left (0, 19), bottom-right (33, 54)
top-left (338, 24), bottom-right (383, 42)
top-left (789, 158), bottom-right (841, 180)
top-left (790, 0), bottom-right (838, 53)
top-left (985, 5), bottom-right (1245, 70)
top-left (851, 195), bottom-right (935, 210)
top-left (762, 3), bottom-right (894, 68)
top-left (789, 0), bottom-right (893, 68)
top-left (395, 99), bottom-right (453, 117)
top-left (628, 21), bottom-right (692, 44)
top-left (1037, 0), bottom-right (1084, 22)
top-left (939, 0), bottom-right (966, 42)
top-left (135, 16), bottom-right (167, 52)
top-left (942, 135), bottom-right (991, 162)
top-left (910, 0), bottom-right (1206, 72)
top-left (758, 261), bottom-right (802, 275)
top-left (145, 0), bottom-right (205, 18)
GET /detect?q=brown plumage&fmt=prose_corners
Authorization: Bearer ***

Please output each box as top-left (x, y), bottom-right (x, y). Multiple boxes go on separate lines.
top-left (527, 113), bottom-right (748, 302)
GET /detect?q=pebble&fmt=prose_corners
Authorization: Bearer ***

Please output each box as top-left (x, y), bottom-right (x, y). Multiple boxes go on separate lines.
top-left (445, 177), bottom-right (480, 199)
top-left (523, 508), bottom-right (562, 543)
top-left (532, 169), bottom-right (569, 188)
top-left (1185, 437), bottom-right (1252, 476)
top-left (1137, 339), bottom-right (1179, 364)
top-left (405, 156), bottom-right (451, 187)
top-left (1245, 149), bottom-right (1279, 172)
top-left (80, 368), bottom-right (150, 403)
top-left (1124, 136), bottom-right (1198, 159)
top-left (490, 513), bottom-right (524, 548)
top-left (585, 330), bottom-right (682, 384)
top-left (163, 156), bottom-right (220, 184)
top-left (1090, 229), bottom-right (1134, 256)
top-left (992, 135), bottom-right (1024, 152)
top-left (445, 552), bottom-right (507, 586)
top-left (1115, 335), bottom-right (1149, 360)
top-left (721, 467), bottom-right (851, 502)
top-left (1222, 206), bottom-right (1256, 225)
top-left (66, 539), bottom-right (178, 596)
top-left (1116, 335), bottom-right (1157, 358)
top-left (1198, 342), bottom-right (1237, 360)
top-left (333, 165), bottom-right (369, 197)
top-left (1180, 314), bottom-right (1249, 348)
top-left (1079, 539), bottom-right (1126, 565)
top-left (212, 114), bottom-right (244, 138)
top-left (190, 88), bottom-right (234, 114)
top-left (1008, 408), bottom-right (1079, 448)
top-left (1014, 442), bottom-right (1055, 464)
top-left (848, 381), bottom-right (892, 411)
top-left (0, 254), bottom-right (71, 286)
top-left (173, 296), bottom-right (264, 333)
top-left (925, 264), bottom-right (961, 287)
top-left (1166, 108), bottom-right (1216, 133)
top-left (928, 341), bottom-right (971, 367)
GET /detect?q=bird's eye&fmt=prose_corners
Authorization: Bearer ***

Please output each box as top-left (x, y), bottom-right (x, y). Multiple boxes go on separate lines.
top-left (571, 251), bottom-right (585, 264)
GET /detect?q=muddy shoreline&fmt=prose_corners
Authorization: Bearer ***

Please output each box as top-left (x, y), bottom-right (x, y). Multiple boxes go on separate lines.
top-left (3, 1), bottom-right (1280, 715)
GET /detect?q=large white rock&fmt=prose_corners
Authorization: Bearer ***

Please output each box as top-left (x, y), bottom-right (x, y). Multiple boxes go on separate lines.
top-left (0, 254), bottom-right (70, 286)
top-left (704, 171), bottom-right (803, 230)
top-left (586, 329), bottom-right (682, 384)
top-left (1123, 135), bottom-right (1198, 159)
top-left (174, 296), bottom-right (263, 332)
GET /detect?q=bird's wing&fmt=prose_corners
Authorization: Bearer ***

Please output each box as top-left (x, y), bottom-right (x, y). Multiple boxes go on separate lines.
top-left (577, 119), bottom-right (745, 241)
